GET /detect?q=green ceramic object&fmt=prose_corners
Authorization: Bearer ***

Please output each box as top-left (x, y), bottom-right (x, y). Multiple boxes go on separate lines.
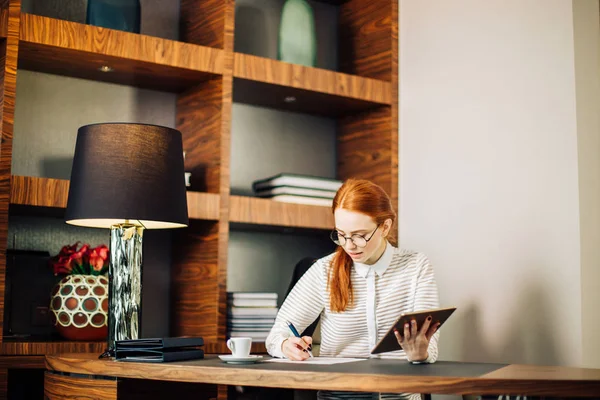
top-left (278, 0), bottom-right (317, 67)
top-left (86, 0), bottom-right (141, 33)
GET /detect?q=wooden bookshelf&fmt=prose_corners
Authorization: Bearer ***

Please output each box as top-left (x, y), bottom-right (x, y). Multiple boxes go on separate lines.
top-left (18, 13), bottom-right (224, 92)
top-left (1, 339), bottom-right (106, 356)
top-left (233, 53), bottom-right (391, 116)
top-left (0, 1), bottom-right (398, 398)
top-left (229, 196), bottom-right (334, 230)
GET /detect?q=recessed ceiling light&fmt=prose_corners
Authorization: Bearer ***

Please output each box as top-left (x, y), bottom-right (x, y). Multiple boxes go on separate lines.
top-left (98, 65), bottom-right (114, 72)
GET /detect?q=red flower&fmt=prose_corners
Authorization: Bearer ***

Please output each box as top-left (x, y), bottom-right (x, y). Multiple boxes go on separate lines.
top-left (89, 248), bottom-right (105, 271)
top-left (49, 243), bottom-right (109, 276)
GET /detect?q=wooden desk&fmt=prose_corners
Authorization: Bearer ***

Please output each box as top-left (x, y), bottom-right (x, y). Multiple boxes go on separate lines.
top-left (44, 353), bottom-right (600, 399)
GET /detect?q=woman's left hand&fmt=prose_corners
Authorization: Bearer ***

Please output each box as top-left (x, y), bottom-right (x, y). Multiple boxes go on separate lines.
top-left (394, 316), bottom-right (439, 362)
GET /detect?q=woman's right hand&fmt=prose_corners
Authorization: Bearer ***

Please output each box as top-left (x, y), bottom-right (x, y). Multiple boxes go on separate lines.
top-left (281, 336), bottom-right (313, 361)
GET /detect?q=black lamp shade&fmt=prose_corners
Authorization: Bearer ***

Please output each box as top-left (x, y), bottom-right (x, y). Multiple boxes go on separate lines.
top-left (65, 123), bottom-right (189, 229)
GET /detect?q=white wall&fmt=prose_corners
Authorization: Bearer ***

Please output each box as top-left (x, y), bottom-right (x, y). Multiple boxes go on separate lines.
top-left (399, 0), bottom-right (597, 367)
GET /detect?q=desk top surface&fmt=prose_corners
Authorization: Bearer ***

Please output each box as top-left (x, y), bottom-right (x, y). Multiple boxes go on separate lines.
top-left (45, 353), bottom-right (600, 397)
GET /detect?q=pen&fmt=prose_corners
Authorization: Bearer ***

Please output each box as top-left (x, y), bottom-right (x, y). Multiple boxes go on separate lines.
top-left (286, 320), bottom-right (314, 358)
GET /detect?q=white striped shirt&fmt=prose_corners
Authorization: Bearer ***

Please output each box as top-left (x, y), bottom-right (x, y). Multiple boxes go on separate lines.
top-left (266, 242), bottom-right (440, 400)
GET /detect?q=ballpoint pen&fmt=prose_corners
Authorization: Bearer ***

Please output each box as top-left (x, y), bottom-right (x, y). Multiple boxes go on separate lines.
top-left (286, 320), bottom-right (314, 357)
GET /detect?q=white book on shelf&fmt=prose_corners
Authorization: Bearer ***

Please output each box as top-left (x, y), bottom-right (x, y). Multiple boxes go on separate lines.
top-left (229, 331), bottom-right (270, 338)
top-left (228, 318), bottom-right (276, 325)
top-left (229, 326), bottom-right (272, 332)
top-left (228, 307), bottom-right (279, 317)
top-left (228, 298), bottom-right (278, 308)
top-left (227, 323), bottom-right (274, 330)
top-left (252, 173), bottom-right (342, 192)
top-left (270, 194), bottom-right (333, 207)
top-left (227, 292), bottom-right (278, 300)
top-left (255, 186), bottom-right (337, 199)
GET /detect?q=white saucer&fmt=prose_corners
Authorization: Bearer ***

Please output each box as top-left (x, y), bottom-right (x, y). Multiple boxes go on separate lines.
top-left (218, 355), bottom-right (263, 364)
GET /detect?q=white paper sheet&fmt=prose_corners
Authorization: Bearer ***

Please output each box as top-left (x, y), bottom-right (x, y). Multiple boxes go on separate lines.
top-left (264, 357), bottom-right (365, 365)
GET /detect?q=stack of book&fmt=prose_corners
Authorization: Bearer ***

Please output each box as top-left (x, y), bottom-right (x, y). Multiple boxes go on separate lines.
top-left (227, 292), bottom-right (278, 342)
top-left (252, 173), bottom-right (342, 206)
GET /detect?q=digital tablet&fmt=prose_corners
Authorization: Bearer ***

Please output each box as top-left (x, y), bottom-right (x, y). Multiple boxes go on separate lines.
top-left (370, 307), bottom-right (457, 355)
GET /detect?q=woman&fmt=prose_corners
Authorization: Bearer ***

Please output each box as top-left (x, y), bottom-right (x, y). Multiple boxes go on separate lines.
top-left (266, 179), bottom-right (440, 400)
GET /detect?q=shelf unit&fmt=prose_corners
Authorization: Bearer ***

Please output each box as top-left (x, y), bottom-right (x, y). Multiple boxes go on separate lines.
top-left (233, 52), bottom-right (391, 116)
top-left (18, 13), bottom-right (224, 92)
top-left (0, 0), bottom-right (397, 398)
top-left (9, 176), bottom-right (328, 228)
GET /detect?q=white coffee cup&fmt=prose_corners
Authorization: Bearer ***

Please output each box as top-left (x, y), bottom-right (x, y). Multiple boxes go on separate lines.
top-left (226, 337), bottom-right (252, 357)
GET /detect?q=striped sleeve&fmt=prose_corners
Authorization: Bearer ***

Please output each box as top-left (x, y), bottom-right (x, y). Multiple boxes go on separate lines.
top-left (411, 253), bottom-right (440, 363)
top-left (266, 259), bottom-right (326, 358)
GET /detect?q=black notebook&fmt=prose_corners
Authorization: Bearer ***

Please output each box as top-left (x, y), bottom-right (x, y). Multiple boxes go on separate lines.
top-left (115, 337), bottom-right (205, 363)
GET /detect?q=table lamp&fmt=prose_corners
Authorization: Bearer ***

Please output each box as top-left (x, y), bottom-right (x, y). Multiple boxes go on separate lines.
top-left (65, 123), bottom-right (189, 353)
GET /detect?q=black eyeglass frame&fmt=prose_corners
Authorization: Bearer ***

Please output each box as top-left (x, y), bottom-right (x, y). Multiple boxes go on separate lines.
top-left (330, 224), bottom-right (380, 248)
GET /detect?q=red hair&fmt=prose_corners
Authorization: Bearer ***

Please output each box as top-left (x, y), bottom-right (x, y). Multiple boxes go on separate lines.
top-left (328, 179), bottom-right (397, 312)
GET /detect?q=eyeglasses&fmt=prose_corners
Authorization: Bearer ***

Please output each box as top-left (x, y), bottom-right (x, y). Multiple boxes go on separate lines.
top-left (330, 225), bottom-right (380, 248)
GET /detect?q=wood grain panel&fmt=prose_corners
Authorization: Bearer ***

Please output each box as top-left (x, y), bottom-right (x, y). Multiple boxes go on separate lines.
top-left (0, 368), bottom-right (5, 400)
top-left (337, 0), bottom-right (398, 239)
top-left (390, 0), bottom-right (398, 238)
top-left (177, 79), bottom-right (224, 194)
top-left (0, 356), bottom-right (45, 369)
top-left (0, 0), bottom-right (20, 346)
top-left (233, 53), bottom-right (391, 116)
top-left (1, 340), bottom-right (106, 355)
top-left (0, 4), bottom-right (7, 39)
top-left (173, 0), bottom-right (234, 347)
top-left (337, 106), bottom-right (397, 238)
top-left (10, 175), bottom-right (69, 208)
top-left (171, 221), bottom-right (220, 340)
top-left (186, 191), bottom-right (220, 220)
top-left (180, 0), bottom-right (226, 49)
top-left (44, 372), bottom-right (117, 400)
top-left (45, 354), bottom-right (600, 397)
top-left (18, 13), bottom-right (223, 92)
top-left (217, 384), bottom-right (228, 400)
top-left (339, 0), bottom-right (393, 80)
top-left (216, 0), bottom-right (235, 344)
top-left (229, 196), bottom-right (334, 230)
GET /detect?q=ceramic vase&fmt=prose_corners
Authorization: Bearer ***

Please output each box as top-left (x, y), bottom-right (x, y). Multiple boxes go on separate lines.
top-left (49, 274), bottom-right (109, 341)
top-left (278, 0), bottom-right (317, 67)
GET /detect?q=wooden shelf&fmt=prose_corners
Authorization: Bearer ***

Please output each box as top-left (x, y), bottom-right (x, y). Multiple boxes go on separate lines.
top-left (10, 176), bottom-right (69, 209)
top-left (10, 175), bottom-right (220, 221)
top-left (233, 53), bottom-right (391, 116)
top-left (186, 191), bottom-right (220, 220)
top-left (229, 196), bottom-right (333, 230)
top-left (18, 13), bottom-right (224, 92)
top-left (1, 339), bottom-right (106, 356)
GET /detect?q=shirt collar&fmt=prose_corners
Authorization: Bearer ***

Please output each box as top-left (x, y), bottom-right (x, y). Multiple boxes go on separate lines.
top-left (354, 242), bottom-right (394, 278)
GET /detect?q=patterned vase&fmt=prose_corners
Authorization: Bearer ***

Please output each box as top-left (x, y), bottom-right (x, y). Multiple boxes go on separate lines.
top-left (49, 274), bottom-right (109, 341)
top-left (278, 0), bottom-right (317, 67)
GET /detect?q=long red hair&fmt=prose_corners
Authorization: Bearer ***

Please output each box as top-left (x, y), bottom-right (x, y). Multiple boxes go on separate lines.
top-left (328, 179), bottom-right (397, 312)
